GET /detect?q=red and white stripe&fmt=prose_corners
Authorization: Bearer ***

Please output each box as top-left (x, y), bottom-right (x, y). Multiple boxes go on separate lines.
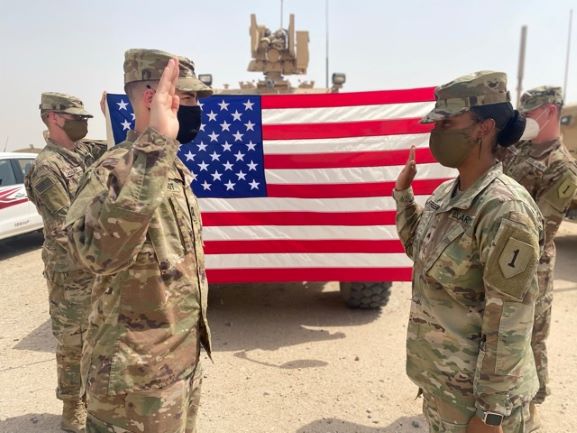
top-left (201, 87), bottom-right (455, 283)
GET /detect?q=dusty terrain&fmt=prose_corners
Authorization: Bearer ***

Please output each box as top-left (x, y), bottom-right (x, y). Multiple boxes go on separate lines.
top-left (1, 223), bottom-right (576, 433)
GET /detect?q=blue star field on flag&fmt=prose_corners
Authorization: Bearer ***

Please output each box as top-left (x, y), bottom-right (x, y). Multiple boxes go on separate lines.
top-left (106, 94), bottom-right (267, 198)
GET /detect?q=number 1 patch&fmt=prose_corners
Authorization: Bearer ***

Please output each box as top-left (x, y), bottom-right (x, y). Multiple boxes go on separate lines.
top-left (498, 237), bottom-right (533, 279)
top-left (557, 177), bottom-right (577, 200)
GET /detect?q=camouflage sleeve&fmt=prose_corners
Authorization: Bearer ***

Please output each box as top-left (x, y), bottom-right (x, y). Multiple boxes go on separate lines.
top-left (80, 139), bottom-right (109, 166)
top-left (27, 166), bottom-right (70, 218)
top-left (65, 128), bottom-right (178, 275)
top-left (474, 200), bottom-right (543, 415)
top-left (393, 187), bottom-right (423, 260)
top-left (535, 162), bottom-right (577, 245)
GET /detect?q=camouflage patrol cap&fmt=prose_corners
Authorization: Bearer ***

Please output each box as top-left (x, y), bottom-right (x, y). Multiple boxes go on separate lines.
top-left (519, 86), bottom-right (564, 113)
top-left (39, 92), bottom-right (93, 117)
top-left (421, 71), bottom-right (511, 124)
top-left (124, 48), bottom-right (213, 98)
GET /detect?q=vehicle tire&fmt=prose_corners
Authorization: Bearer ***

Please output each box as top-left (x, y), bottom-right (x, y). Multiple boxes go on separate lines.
top-left (339, 281), bottom-right (392, 309)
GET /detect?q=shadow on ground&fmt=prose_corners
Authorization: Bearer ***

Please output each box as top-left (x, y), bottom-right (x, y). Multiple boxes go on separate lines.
top-left (295, 415), bottom-right (427, 433)
top-left (208, 282), bottom-right (383, 354)
top-left (0, 413), bottom-right (60, 433)
top-left (13, 319), bottom-right (54, 353)
top-left (0, 231), bottom-right (43, 261)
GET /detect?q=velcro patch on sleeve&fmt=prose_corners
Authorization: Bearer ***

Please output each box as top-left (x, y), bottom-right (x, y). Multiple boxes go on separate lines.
top-left (543, 173), bottom-right (577, 212)
top-left (485, 216), bottom-right (540, 302)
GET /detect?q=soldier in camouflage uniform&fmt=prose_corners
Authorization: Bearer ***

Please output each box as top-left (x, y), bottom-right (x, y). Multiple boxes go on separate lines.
top-left (499, 86), bottom-right (577, 411)
top-left (393, 72), bottom-right (543, 433)
top-left (65, 49), bottom-right (213, 433)
top-left (25, 93), bottom-right (107, 433)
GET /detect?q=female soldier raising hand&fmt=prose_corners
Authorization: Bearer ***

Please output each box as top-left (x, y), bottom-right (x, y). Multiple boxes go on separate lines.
top-left (394, 71), bottom-right (543, 433)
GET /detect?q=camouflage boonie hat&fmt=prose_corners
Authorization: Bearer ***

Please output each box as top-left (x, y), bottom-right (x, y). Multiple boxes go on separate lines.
top-left (39, 92), bottom-right (92, 117)
top-left (124, 48), bottom-right (213, 98)
top-left (519, 86), bottom-right (564, 113)
top-left (421, 71), bottom-right (511, 124)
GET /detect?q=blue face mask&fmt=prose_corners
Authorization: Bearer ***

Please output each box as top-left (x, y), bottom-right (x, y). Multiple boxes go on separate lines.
top-left (176, 105), bottom-right (202, 143)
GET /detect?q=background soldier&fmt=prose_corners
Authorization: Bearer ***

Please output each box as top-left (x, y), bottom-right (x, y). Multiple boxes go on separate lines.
top-left (24, 93), bottom-right (107, 433)
top-left (394, 71), bottom-right (543, 433)
top-left (65, 50), bottom-right (212, 433)
top-left (499, 86), bottom-right (577, 420)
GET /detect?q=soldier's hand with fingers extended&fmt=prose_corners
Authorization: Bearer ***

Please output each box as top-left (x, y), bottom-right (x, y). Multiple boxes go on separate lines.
top-left (149, 58), bottom-right (180, 139)
top-left (395, 145), bottom-right (417, 191)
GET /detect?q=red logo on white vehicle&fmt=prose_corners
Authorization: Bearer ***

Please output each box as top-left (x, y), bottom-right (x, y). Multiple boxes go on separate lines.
top-left (0, 186), bottom-right (29, 210)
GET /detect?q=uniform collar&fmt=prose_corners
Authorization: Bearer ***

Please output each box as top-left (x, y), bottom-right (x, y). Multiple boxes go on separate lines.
top-left (43, 131), bottom-right (84, 165)
top-left (438, 162), bottom-right (503, 212)
top-left (526, 138), bottom-right (561, 158)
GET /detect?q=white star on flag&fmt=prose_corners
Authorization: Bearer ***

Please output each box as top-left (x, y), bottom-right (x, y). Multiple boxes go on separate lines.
top-left (208, 131), bottom-right (220, 142)
top-left (185, 151), bottom-right (195, 161)
top-left (249, 179), bottom-right (260, 190)
top-left (236, 170), bottom-right (247, 181)
top-left (197, 142), bottom-right (208, 151)
top-left (223, 161), bottom-right (234, 171)
top-left (207, 111), bottom-right (218, 121)
top-left (218, 100), bottom-right (230, 111)
top-left (247, 161), bottom-right (258, 171)
top-left (211, 170), bottom-right (223, 181)
top-left (220, 121), bottom-right (231, 131)
top-left (210, 151), bottom-right (221, 161)
top-left (199, 124), bottom-right (206, 132)
top-left (243, 99), bottom-right (255, 111)
top-left (233, 131), bottom-right (244, 142)
top-left (234, 151), bottom-right (245, 161)
top-left (221, 141), bottom-right (233, 151)
top-left (190, 172), bottom-right (197, 181)
top-left (121, 119), bottom-right (131, 130)
top-left (224, 180), bottom-right (236, 191)
top-left (231, 110), bottom-right (243, 121)
top-left (197, 161), bottom-right (209, 171)
top-left (246, 141), bottom-right (257, 151)
top-left (244, 121), bottom-right (255, 131)
top-left (201, 180), bottom-right (211, 190)
top-left (130, 113), bottom-right (136, 120)
top-left (117, 99), bottom-right (129, 110)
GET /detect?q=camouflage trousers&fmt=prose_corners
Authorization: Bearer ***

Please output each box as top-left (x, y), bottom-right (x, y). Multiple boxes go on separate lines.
top-left (531, 258), bottom-right (554, 404)
top-left (86, 363), bottom-right (203, 433)
top-left (45, 267), bottom-right (93, 401)
top-left (422, 393), bottom-right (536, 433)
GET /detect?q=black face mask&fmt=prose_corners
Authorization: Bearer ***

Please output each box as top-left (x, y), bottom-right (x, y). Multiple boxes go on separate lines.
top-left (176, 105), bottom-right (202, 143)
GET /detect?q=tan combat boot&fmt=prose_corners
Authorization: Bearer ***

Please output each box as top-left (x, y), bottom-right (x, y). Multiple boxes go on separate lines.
top-left (61, 399), bottom-right (87, 433)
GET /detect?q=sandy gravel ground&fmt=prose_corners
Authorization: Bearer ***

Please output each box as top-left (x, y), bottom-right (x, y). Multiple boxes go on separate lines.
top-left (1, 222), bottom-right (576, 433)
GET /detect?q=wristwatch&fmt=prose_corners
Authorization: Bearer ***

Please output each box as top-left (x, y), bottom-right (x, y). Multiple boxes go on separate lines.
top-left (476, 408), bottom-right (504, 426)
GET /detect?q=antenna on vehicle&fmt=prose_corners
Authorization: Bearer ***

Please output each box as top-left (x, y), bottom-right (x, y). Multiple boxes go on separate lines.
top-left (563, 9), bottom-right (573, 101)
top-left (325, 0), bottom-right (329, 89)
top-left (516, 25), bottom-right (528, 108)
top-left (2, 136), bottom-right (8, 152)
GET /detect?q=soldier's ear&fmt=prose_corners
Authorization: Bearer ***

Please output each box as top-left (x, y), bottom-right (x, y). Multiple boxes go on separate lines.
top-left (143, 87), bottom-right (156, 109)
top-left (480, 117), bottom-right (496, 138)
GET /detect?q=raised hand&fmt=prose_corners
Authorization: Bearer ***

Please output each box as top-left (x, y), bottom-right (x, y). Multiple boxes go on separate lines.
top-left (395, 145), bottom-right (417, 191)
top-left (149, 58), bottom-right (180, 139)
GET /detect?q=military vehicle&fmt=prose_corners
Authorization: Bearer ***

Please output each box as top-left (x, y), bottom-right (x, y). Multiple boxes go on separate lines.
top-left (200, 14), bottom-right (346, 95)
top-left (560, 104), bottom-right (577, 219)
top-left (202, 15), bottom-right (391, 309)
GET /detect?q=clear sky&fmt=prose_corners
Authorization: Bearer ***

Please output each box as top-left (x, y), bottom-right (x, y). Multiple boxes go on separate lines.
top-left (1, 0), bottom-right (575, 151)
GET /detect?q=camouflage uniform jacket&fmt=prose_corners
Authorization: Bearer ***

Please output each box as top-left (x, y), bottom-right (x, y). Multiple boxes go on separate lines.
top-left (65, 128), bottom-right (211, 397)
top-left (25, 135), bottom-right (107, 272)
top-left (394, 163), bottom-right (543, 416)
top-left (499, 138), bottom-right (577, 262)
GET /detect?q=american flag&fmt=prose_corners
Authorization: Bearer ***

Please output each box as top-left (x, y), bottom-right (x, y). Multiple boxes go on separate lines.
top-left (105, 89), bottom-right (454, 283)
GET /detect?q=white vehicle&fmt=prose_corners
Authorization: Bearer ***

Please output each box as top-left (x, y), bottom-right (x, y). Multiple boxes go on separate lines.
top-left (0, 152), bottom-right (43, 240)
